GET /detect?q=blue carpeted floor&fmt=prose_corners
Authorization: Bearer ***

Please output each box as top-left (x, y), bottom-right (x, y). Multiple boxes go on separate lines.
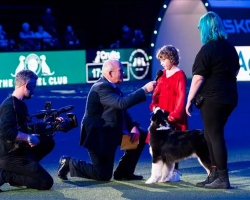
top-left (0, 80), bottom-right (250, 199)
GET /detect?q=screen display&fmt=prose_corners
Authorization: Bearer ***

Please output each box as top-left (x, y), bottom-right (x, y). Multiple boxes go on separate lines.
top-left (235, 46), bottom-right (250, 81)
top-left (0, 50), bottom-right (86, 88)
top-left (0, 48), bottom-right (151, 88)
top-left (86, 48), bottom-right (151, 83)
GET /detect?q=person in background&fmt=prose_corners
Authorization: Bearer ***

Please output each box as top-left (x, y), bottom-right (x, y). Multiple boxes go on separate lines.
top-left (41, 7), bottom-right (57, 35)
top-left (34, 25), bottom-right (53, 50)
top-left (147, 45), bottom-right (188, 182)
top-left (19, 22), bottom-right (36, 50)
top-left (57, 59), bottom-right (157, 182)
top-left (19, 22), bottom-right (35, 39)
top-left (132, 29), bottom-right (145, 48)
top-left (63, 25), bottom-right (79, 49)
top-left (186, 11), bottom-right (240, 189)
top-left (120, 25), bottom-right (133, 48)
top-left (0, 24), bottom-right (8, 50)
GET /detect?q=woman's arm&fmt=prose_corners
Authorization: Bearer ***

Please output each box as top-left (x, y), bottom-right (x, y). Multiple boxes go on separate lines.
top-left (186, 75), bottom-right (204, 116)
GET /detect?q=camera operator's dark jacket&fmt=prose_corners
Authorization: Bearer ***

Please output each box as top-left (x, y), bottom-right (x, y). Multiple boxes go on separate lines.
top-left (0, 96), bottom-right (29, 156)
top-left (80, 76), bottom-right (146, 155)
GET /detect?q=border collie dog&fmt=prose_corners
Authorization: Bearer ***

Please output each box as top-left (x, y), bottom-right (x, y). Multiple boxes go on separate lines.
top-left (146, 109), bottom-right (211, 184)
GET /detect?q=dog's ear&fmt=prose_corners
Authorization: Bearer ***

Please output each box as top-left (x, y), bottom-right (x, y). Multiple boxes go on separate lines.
top-left (151, 109), bottom-right (166, 122)
top-left (151, 108), bottom-right (163, 121)
top-left (151, 114), bottom-right (157, 122)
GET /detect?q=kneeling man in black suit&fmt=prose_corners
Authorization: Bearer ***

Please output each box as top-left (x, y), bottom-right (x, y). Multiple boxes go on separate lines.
top-left (57, 59), bottom-right (156, 181)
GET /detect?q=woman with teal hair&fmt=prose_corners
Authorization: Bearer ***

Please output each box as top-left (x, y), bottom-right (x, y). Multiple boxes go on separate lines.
top-left (185, 11), bottom-right (240, 189)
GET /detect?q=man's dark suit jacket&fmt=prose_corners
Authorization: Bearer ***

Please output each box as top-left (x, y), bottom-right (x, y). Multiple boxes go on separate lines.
top-left (79, 76), bottom-right (146, 155)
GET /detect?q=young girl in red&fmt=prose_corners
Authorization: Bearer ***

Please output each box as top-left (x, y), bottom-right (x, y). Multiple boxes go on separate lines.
top-left (147, 45), bottom-right (188, 181)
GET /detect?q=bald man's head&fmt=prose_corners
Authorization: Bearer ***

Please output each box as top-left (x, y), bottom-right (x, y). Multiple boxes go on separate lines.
top-left (102, 59), bottom-right (120, 74)
top-left (102, 59), bottom-right (124, 85)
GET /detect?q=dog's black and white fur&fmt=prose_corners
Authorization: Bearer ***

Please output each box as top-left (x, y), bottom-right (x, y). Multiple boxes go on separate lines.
top-left (146, 108), bottom-right (211, 184)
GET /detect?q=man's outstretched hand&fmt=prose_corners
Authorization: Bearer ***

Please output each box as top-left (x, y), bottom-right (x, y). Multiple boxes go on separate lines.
top-left (142, 81), bottom-right (157, 93)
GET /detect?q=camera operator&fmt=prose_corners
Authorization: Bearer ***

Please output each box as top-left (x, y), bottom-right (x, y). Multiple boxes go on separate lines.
top-left (0, 69), bottom-right (55, 190)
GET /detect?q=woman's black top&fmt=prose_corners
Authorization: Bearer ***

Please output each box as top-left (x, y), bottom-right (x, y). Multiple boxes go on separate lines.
top-left (192, 39), bottom-right (240, 106)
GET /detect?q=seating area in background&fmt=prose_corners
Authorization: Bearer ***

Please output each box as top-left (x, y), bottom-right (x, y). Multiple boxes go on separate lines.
top-left (0, 4), bottom-right (147, 52)
top-left (0, 5), bottom-right (83, 51)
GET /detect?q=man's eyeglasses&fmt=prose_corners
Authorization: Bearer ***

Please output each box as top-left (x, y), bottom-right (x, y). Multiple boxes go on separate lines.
top-left (112, 70), bottom-right (124, 73)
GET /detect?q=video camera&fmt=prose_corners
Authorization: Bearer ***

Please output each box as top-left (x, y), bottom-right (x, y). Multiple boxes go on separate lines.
top-left (26, 101), bottom-right (78, 137)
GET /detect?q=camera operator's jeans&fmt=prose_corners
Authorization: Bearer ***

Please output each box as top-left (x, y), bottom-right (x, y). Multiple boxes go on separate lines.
top-left (0, 137), bottom-right (55, 190)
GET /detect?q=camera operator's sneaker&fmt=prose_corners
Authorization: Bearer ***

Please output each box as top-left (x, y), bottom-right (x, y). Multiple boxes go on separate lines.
top-left (0, 168), bottom-right (5, 192)
top-left (8, 183), bottom-right (22, 187)
top-left (57, 155), bottom-right (71, 180)
top-left (169, 169), bottom-right (182, 182)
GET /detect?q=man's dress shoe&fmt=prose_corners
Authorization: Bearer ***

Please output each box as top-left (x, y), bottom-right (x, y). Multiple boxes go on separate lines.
top-left (114, 174), bottom-right (143, 181)
top-left (57, 155), bottom-right (70, 180)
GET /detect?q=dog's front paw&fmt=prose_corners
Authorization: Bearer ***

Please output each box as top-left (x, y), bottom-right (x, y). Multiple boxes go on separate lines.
top-left (145, 176), bottom-right (161, 184)
top-left (145, 178), bottom-right (155, 184)
top-left (158, 175), bottom-right (171, 182)
top-left (158, 178), bottom-right (167, 183)
top-left (162, 176), bottom-right (172, 182)
top-left (145, 177), bottom-right (157, 184)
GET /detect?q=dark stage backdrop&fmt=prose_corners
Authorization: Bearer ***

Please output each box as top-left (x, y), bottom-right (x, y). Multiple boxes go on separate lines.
top-left (0, 0), bottom-right (164, 49)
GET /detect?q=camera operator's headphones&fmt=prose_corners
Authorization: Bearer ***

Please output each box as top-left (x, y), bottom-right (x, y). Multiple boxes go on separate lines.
top-left (26, 82), bottom-right (31, 95)
top-left (15, 82), bottom-right (32, 95)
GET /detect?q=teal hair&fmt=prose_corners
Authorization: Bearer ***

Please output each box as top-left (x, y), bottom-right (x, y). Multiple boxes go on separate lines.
top-left (198, 11), bottom-right (227, 44)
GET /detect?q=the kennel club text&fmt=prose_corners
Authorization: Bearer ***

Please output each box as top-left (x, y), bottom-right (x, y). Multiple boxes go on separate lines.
top-left (37, 76), bottom-right (68, 86)
top-left (0, 76), bottom-right (68, 88)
